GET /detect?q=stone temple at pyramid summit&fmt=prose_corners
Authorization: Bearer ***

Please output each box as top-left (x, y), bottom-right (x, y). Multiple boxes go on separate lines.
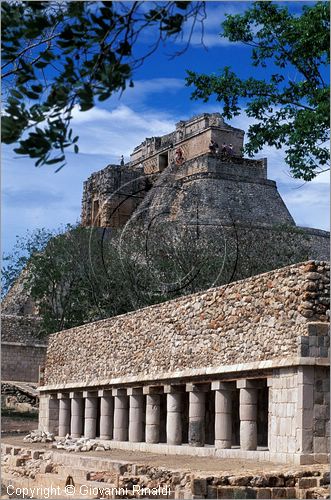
top-left (2, 113), bottom-right (330, 470)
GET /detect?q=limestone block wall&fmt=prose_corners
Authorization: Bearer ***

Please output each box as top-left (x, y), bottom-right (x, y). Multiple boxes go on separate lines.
top-left (2, 343), bottom-right (47, 382)
top-left (1, 315), bottom-right (47, 383)
top-left (268, 367), bottom-right (299, 460)
top-left (43, 261), bottom-right (329, 387)
top-left (313, 366), bottom-right (330, 455)
top-left (298, 323), bottom-right (329, 357)
top-left (176, 154), bottom-right (267, 181)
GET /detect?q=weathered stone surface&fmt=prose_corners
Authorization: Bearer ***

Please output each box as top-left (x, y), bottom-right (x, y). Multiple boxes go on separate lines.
top-left (43, 261), bottom-right (330, 387)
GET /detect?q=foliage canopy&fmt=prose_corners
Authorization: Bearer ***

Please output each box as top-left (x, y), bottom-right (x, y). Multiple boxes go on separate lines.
top-left (2, 1), bottom-right (205, 170)
top-left (186, 1), bottom-right (330, 180)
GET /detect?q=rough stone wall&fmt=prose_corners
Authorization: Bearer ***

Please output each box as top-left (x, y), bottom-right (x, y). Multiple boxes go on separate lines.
top-left (138, 154), bottom-right (295, 228)
top-left (43, 261), bottom-right (329, 387)
top-left (2, 343), bottom-right (46, 382)
top-left (298, 228), bottom-right (330, 261)
top-left (1, 315), bottom-right (42, 344)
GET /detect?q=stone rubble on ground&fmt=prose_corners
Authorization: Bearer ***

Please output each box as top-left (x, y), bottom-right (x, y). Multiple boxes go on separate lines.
top-left (23, 429), bottom-right (55, 443)
top-left (52, 434), bottom-right (112, 452)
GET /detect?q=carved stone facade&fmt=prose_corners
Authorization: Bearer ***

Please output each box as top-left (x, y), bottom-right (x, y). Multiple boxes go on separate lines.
top-left (81, 113), bottom-right (247, 229)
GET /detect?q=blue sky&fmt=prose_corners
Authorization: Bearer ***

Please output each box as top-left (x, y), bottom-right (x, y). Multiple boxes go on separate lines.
top-left (2, 1), bottom-right (329, 256)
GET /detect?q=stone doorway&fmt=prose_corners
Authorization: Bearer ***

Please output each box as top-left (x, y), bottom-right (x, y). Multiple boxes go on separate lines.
top-left (257, 382), bottom-right (268, 447)
top-left (158, 152), bottom-right (169, 171)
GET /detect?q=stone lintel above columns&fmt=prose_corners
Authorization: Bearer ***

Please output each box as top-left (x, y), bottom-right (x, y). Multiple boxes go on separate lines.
top-left (236, 379), bottom-right (265, 389)
top-left (127, 387), bottom-right (143, 396)
top-left (186, 383), bottom-right (210, 393)
top-left (211, 381), bottom-right (236, 391)
top-left (69, 391), bottom-right (83, 399)
top-left (143, 386), bottom-right (164, 395)
top-left (112, 388), bottom-right (127, 397)
top-left (98, 389), bottom-right (112, 397)
top-left (83, 390), bottom-right (98, 398)
top-left (57, 392), bottom-right (69, 399)
top-left (164, 384), bottom-right (184, 394)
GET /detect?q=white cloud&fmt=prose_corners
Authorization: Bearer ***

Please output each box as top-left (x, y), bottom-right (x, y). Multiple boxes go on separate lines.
top-left (110, 78), bottom-right (184, 106)
top-left (180, 2), bottom-right (247, 48)
top-left (2, 103), bottom-right (178, 254)
top-left (71, 104), bottom-right (176, 159)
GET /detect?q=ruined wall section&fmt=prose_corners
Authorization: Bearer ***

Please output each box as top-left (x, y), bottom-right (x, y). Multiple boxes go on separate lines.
top-left (2, 343), bottom-right (46, 383)
top-left (130, 113), bottom-right (245, 175)
top-left (1, 315), bottom-right (47, 383)
top-left (43, 261), bottom-right (329, 387)
top-left (81, 164), bottom-right (152, 228)
top-left (2, 267), bottom-right (38, 316)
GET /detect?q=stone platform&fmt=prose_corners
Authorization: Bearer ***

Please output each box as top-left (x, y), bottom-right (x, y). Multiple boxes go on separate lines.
top-left (1, 440), bottom-right (330, 499)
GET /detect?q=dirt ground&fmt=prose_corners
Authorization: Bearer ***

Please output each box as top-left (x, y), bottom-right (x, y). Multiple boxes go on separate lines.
top-left (2, 435), bottom-right (329, 476)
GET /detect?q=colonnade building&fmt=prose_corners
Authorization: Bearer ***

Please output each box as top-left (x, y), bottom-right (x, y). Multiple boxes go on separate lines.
top-left (39, 261), bottom-right (330, 465)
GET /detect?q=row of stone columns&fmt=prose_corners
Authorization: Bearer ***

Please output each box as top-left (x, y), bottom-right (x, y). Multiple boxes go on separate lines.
top-left (55, 379), bottom-right (265, 450)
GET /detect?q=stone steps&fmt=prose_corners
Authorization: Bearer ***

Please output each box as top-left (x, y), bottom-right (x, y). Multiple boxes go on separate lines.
top-left (52, 450), bottom-right (130, 473)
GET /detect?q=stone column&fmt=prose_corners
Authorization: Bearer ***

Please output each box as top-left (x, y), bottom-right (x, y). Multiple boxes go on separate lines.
top-left (83, 391), bottom-right (98, 439)
top-left (113, 388), bottom-right (129, 441)
top-left (70, 392), bottom-right (84, 438)
top-left (128, 388), bottom-right (144, 442)
top-left (144, 386), bottom-right (162, 444)
top-left (99, 390), bottom-right (113, 441)
top-left (186, 383), bottom-right (208, 447)
top-left (212, 381), bottom-right (235, 449)
top-left (58, 393), bottom-right (70, 437)
top-left (165, 385), bottom-right (183, 446)
top-left (237, 380), bottom-right (260, 451)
